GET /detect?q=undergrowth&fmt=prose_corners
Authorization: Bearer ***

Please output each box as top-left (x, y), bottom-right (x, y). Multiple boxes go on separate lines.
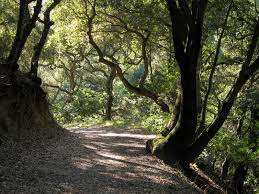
top-left (62, 113), bottom-right (170, 134)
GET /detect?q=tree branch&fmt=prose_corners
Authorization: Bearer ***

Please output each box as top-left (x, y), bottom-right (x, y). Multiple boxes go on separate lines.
top-left (30, 0), bottom-right (61, 77)
top-left (199, 0), bottom-right (233, 130)
top-left (85, 0), bottom-right (169, 112)
top-left (184, 20), bottom-right (259, 162)
top-left (6, 0), bottom-right (43, 72)
top-left (43, 83), bottom-right (73, 95)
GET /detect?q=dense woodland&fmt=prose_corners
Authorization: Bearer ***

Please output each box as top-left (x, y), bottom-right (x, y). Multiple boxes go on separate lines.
top-left (0, 0), bottom-right (258, 193)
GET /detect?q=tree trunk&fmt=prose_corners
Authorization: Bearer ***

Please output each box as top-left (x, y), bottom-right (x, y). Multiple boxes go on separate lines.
top-left (161, 92), bottom-right (181, 137)
top-left (249, 106), bottom-right (259, 152)
top-left (181, 57), bottom-right (259, 163)
top-left (229, 107), bottom-right (258, 193)
top-left (0, 72), bottom-right (62, 141)
top-left (231, 163), bottom-right (248, 194)
top-left (220, 157), bottom-right (231, 182)
top-left (147, 2), bottom-right (259, 166)
top-left (0, 0), bottom-right (62, 142)
top-left (104, 67), bottom-right (116, 120)
top-left (147, 63), bottom-right (198, 163)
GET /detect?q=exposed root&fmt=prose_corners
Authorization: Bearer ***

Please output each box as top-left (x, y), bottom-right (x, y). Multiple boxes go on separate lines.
top-left (0, 72), bottom-right (63, 142)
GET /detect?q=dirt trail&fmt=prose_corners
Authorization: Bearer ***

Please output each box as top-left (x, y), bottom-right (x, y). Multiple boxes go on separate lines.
top-left (0, 126), bottom-right (201, 193)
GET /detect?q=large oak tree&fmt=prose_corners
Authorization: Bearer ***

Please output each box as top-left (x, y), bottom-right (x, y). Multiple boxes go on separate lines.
top-left (147, 0), bottom-right (259, 165)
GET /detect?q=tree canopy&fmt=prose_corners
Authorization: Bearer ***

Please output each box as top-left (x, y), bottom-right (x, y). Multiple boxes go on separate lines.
top-left (0, 0), bottom-right (258, 193)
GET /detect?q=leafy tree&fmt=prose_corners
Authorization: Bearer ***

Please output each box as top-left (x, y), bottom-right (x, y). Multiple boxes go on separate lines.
top-left (85, 0), bottom-right (174, 113)
top-left (0, 0), bottom-right (62, 140)
top-left (147, 0), bottom-right (259, 166)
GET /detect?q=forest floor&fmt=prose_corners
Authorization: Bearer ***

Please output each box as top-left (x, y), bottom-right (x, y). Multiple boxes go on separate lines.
top-left (0, 126), bottom-right (202, 193)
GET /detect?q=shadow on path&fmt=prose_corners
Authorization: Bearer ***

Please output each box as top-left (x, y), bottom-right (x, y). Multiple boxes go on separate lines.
top-left (0, 126), bottom-right (201, 193)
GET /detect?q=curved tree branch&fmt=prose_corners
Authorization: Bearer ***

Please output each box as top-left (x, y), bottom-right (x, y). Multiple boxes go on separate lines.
top-left (85, 0), bottom-right (169, 112)
top-left (30, 0), bottom-right (62, 78)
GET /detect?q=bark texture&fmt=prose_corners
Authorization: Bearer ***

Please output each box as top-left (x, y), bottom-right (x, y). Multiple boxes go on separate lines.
top-left (0, 73), bottom-right (62, 141)
top-left (0, 0), bottom-right (62, 142)
top-left (147, 0), bottom-right (259, 166)
top-left (105, 67), bottom-right (116, 120)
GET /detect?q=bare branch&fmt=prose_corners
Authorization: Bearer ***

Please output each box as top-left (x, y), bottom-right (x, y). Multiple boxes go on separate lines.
top-left (43, 83), bottom-right (73, 95)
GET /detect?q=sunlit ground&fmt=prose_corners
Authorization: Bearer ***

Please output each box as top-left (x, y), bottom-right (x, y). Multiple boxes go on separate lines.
top-left (0, 126), bottom-right (201, 193)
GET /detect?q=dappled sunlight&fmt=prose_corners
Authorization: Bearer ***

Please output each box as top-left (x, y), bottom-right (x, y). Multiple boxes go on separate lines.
top-left (94, 157), bottom-right (128, 167)
top-left (0, 126), bottom-right (201, 193)
top-left (99, 133), bottom-right (155, 139)
top-left (69, 127), bottom-right (179, 175)
top-left (73, 158), bottom-right (93, 169)
top-left (96, 151), bottom-right (126, 160)
top-left (66, 126), bottom-right (198, 193)
top-left (83, 144), bottom-right (98, 150)
top-left (115, 143), bottom-right (145, 148)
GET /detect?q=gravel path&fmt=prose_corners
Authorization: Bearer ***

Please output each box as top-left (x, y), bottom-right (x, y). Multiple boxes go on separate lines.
top-left (0, 126), bottom-right (202, 193)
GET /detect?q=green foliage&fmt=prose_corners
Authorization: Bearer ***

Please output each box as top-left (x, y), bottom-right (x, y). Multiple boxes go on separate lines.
top-left (0, 0), bottom-right (18, 61)
top-left (139, 113), bottom-right (170, 134)
top-left (1, 0), bottom-right (258, 192)
top-left (205, 129), bottom-right (258, 164)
